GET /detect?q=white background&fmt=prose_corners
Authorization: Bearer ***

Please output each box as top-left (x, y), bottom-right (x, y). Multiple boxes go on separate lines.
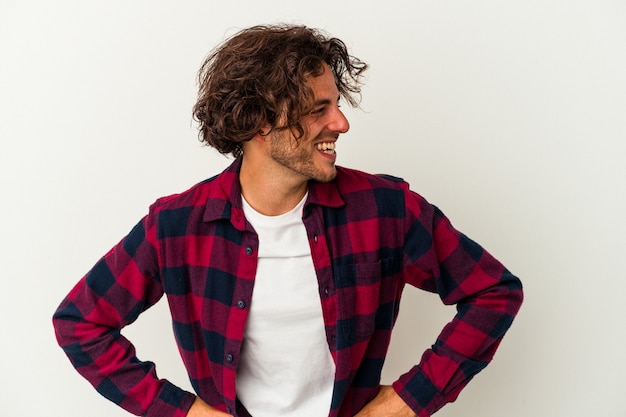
top-left (1, 1), bottom-right (625, 416)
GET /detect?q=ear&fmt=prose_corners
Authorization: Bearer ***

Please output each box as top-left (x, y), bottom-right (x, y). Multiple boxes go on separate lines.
top-left (252, 125), bottom-right (272, 142)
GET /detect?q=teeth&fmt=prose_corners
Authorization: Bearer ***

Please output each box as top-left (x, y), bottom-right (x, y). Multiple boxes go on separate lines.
top-left (315, 142), bottom-right (336, 152)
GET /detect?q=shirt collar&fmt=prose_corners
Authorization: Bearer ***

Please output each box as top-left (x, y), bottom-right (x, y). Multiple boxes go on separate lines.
top-left (202, 156), bottom-right (345, 228)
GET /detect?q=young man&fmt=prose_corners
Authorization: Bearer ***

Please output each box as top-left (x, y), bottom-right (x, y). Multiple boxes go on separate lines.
top-left (53, 24), bottom-right (523, 417)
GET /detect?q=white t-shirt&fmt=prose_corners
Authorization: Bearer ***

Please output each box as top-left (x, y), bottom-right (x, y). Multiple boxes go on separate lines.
top-left (237, 194), bottom-right (335, 417)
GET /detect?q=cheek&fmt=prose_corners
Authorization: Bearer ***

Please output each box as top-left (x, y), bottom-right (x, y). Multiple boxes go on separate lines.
top-left (303, 119), bottom-right (323, 137)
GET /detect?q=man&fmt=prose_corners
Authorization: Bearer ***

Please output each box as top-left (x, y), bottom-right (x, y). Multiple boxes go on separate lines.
top-left (53, 24), bottom-right (523, 417)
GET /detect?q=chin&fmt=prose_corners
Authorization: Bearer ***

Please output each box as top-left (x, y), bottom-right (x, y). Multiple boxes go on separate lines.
top-left (313, 169), bottom-right (337, 183)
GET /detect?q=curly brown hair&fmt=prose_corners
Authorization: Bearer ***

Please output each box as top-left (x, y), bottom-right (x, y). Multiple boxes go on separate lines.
top-left (192, 24), bottom-right (368, 157)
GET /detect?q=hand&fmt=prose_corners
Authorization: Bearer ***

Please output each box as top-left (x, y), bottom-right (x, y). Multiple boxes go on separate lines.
top-left (353, 385), bottom-right (416, 417)
top-left (187, 397), bottom-right (232, 417)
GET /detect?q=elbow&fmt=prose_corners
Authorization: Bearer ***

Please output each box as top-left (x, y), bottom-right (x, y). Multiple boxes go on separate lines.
top-left (52, 300), bottom-right (82, 348)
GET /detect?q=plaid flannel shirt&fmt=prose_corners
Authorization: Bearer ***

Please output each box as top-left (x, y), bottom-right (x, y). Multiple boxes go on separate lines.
top-left (53, 157), bottom-right (523, 417)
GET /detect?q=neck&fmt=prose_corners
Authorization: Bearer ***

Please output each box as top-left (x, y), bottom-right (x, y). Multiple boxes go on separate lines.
top-left (239, 154), bottom-right (309, 216)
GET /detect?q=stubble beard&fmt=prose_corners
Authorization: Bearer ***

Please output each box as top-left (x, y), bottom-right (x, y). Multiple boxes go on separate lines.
top-left (269, 131), bottom-right (337, 183)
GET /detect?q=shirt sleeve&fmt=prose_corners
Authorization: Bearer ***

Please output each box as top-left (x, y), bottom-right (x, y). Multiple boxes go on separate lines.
top-left (52, 208), bottom-right (197, 417)
top-left (392, 185), bottom-right (524, 416)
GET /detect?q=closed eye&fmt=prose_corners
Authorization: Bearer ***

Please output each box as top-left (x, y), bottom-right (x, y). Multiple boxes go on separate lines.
top-left (309, 99), bottom-right (341, 116)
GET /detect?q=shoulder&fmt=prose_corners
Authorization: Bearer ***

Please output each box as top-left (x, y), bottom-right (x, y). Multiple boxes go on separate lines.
top-left (144, 169), bottom-right (238, 232)
top-left (335, 165), bottom-right (410, 194)
top-left (139, 173), bottom-right (234, 238)
top-left (334, 166), bottom-right (433, 218)
top-left (149, 158), bottom-right (241, 213)
top-left (150, 174), bottom-right (222, 212)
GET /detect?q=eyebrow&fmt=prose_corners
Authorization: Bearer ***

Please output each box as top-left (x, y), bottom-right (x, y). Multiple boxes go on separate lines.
top-left (312, 96), bottom-right (341, 107)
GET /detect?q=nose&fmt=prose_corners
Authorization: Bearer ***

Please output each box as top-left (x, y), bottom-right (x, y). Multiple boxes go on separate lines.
top-left (328, 107), bottom-right (350, 134)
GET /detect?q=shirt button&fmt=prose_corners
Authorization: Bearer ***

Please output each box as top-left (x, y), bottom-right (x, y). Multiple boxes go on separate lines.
top-left (314, 234), bottom-right (318, 243)
top-left (226, 354), bottom-right (234, 362)
top-left (245, 247), bottom-right (253, 255)
top-left (227, 407), bottom-right (232, 414)
top-left (237, 300), bottom-right (246, 309)
top-left (324, 287), bottom-right (329, 295)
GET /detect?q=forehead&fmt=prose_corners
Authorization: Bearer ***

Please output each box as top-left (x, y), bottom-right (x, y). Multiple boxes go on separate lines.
top-left (307, 64), bottom-right (339, 100)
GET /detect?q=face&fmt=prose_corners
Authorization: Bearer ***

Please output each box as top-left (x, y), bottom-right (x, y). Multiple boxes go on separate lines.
top-left (266, 64), bottom-right (350, 183)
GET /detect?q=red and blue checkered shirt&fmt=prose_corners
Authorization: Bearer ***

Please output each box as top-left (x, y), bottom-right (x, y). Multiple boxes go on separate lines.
top-left (53, 157), bottom-right (523, 417)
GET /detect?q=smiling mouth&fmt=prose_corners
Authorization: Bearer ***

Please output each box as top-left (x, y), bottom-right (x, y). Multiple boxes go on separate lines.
top-left (315, 142), bottom-right (336, 154)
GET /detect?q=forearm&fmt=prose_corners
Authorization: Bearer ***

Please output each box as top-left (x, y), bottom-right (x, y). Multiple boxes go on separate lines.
top-left (400, 272), bottom-right (523, 413)
top-left (399, 191), bottom-right (524, 414)
top-left (52, 216), bottom-right (196, 416)
top-left (53, 280), bottom-right (196, 417)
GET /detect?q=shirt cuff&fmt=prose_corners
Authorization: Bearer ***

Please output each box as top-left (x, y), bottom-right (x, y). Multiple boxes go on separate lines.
top-left (145, 381), bottom-right (196, 417)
